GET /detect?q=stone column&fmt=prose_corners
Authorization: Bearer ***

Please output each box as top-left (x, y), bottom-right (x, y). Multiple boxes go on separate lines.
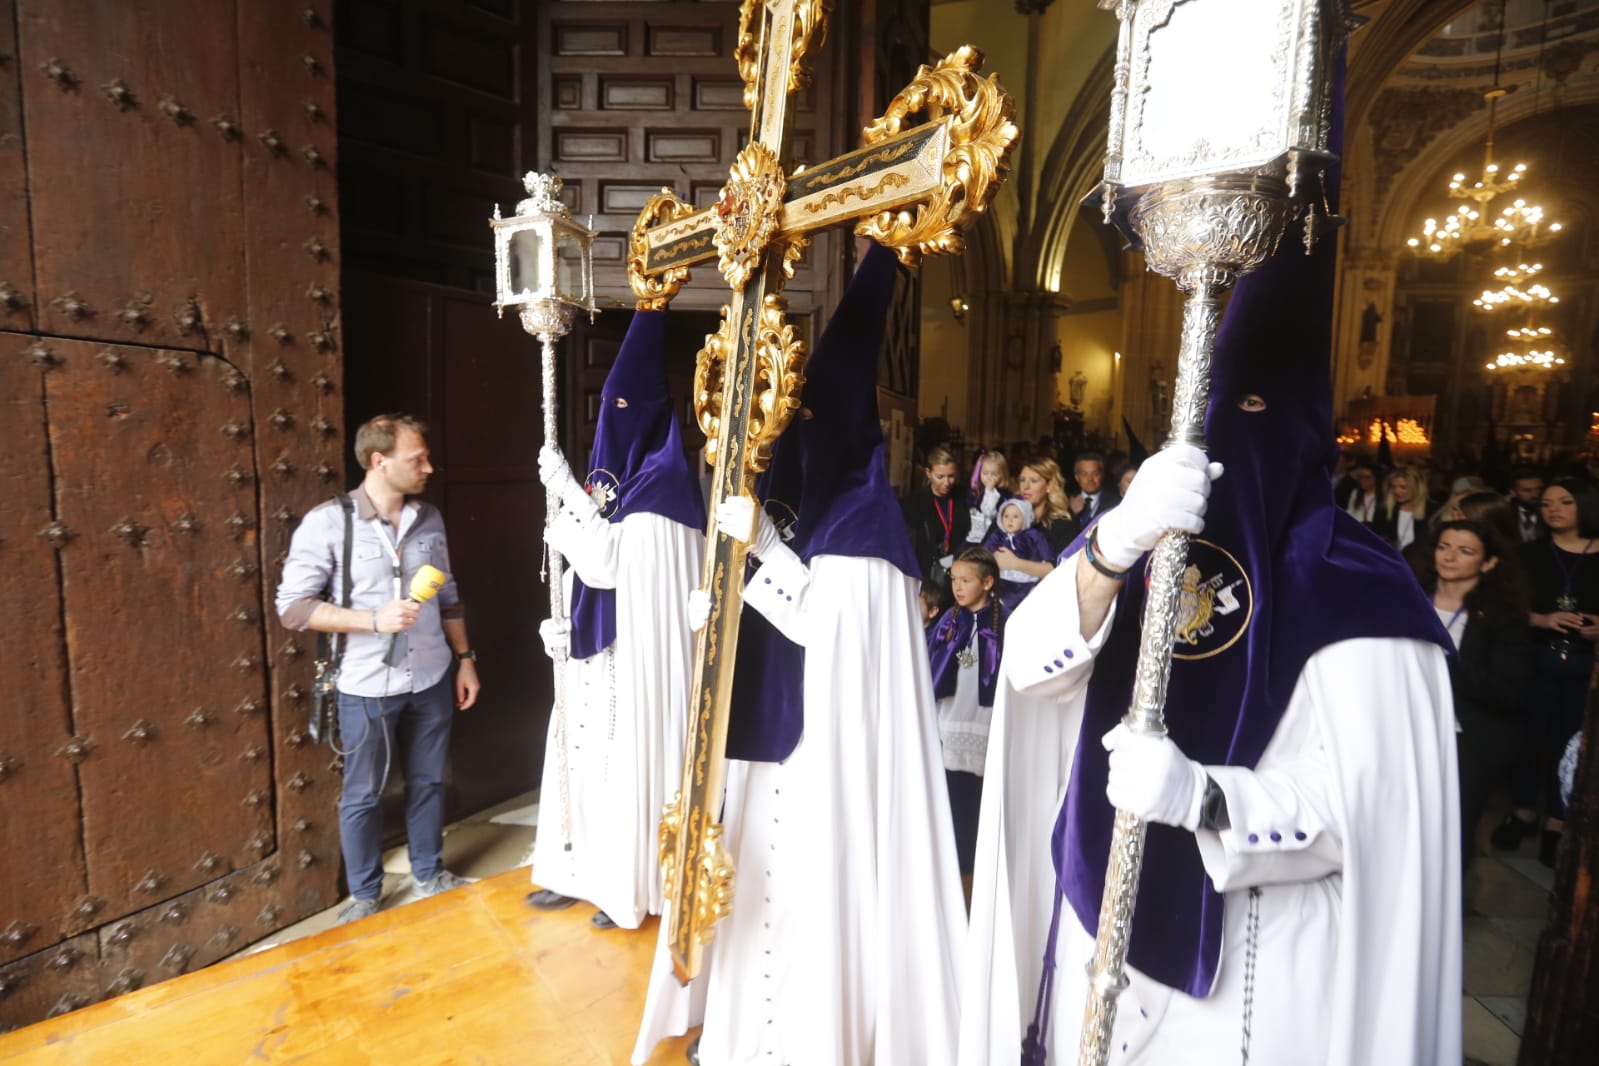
top-left (965, 287), bottom-right (1070, 445)
top-left (1333, 243), bottom-right (1400, 413)
top-left (1115, 258), bottom-right (1187, 452)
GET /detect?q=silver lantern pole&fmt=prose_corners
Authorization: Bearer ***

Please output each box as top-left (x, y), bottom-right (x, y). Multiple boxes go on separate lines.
top-left (1079, 2), bottom-right (1352, 1063)
top-left (490, 172), bottom-right (598, 851)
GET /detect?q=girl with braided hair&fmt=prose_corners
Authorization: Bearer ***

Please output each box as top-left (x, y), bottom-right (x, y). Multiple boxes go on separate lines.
top-left (928, 546), bottom-right (1010, 887)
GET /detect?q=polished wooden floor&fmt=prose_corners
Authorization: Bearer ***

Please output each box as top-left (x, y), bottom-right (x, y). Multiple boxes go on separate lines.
top-left (0, 870), bottom-right (697, 1065)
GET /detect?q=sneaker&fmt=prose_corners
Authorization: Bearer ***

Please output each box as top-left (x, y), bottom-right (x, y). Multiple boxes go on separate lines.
top-left (415, 870), bottom-right (475, 897)
top-left (336, 897), bottom-right (380, 925)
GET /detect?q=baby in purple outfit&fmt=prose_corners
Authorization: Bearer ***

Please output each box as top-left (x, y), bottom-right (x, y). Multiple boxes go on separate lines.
top-left (980, 497), bottom-right (1052, 609)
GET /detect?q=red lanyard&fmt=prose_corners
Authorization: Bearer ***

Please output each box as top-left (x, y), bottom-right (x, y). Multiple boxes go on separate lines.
top-left (933, 495), bottom-right (954, 551)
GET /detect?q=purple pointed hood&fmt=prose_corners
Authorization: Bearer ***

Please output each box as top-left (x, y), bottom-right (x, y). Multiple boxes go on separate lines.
top-left (568, 309), bottom-right (706, 660)
top-left (785, 241), bottom-right (920, 576)
top-left (726, 241), bottom-right (915, 761)
top-left (1053, 56), bottom-right (1450, 998)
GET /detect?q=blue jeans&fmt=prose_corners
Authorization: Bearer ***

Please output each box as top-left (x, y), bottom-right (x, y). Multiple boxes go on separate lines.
top-left (337, 674), bottom-right (455, 901)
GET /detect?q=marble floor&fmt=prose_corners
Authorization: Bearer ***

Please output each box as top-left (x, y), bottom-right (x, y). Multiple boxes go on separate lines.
top-left (1461, 823), bottom-right (1552, 1066)
top-left (242, 790), bottom-right (1549, 1065)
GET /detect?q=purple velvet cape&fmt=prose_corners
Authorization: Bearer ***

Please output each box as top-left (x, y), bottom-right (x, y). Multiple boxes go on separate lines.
top-left (1053, 61), bottom-right (1450, 999)
top-left (567, 309), bottom-right (706, 660)
top-left (725, 242), bottom-right (920, 762)
top-left (928, 601), bottom-right (1008, 708)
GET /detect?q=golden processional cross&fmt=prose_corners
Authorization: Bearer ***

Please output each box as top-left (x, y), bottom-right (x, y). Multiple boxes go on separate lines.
top-left (630, 0), bottom-right (1018, 983)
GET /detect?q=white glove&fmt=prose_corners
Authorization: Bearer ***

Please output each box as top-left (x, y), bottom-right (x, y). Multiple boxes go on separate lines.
top-left (1102, 724), bottom-right (1208, 831)
top-left (538, 446), bottom-right (592, 512)
top-left (687, 588), bottom-right (711, 632)
top-left (715, 496), bottom-right (784, 560)
top-left (538, 617), bottom-right (569, 660)
top-left (1092, 444), bottom-right (1223, 569)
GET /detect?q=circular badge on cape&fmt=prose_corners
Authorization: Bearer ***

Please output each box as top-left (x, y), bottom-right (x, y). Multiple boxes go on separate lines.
top-left (584, 467), bottom-right (620, 520)
top-left (1167, 537), bottom-right (1254, 661)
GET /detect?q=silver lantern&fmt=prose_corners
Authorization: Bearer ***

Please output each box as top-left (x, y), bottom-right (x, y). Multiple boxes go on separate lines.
top-left (490, 172), bottom-right (598, 852)
top-left (492, 172), bottom-right (597, 335)
top-left (1080, 2), bottom-right (1352, 1064)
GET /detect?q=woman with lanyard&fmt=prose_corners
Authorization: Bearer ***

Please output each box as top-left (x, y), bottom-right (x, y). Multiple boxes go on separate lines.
top-left (1497, 476), bottom-right (1599, 865)
top-left (1421, 520), bottom-right (1533, 871)
top-left (903, 445), bottom-right (970, 607)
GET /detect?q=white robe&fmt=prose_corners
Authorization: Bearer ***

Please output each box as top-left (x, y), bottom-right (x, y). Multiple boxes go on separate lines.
top-left (633, 553), bottom-right (967, 1065)
top-left (531, 505), bottom-right (701, 930)
top-left (958, 561), bottom-right (1462, 1065)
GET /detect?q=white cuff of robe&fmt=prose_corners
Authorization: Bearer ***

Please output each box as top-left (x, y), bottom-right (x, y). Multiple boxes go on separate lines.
top-left (546, 505), bottom-right (620, 589)
top-left (741, 545), bottom-right (812, 646)
top-left (1003, 560), bottom-right (1117, 695)
top-left (1193, 763), bottom-right (1343, 893)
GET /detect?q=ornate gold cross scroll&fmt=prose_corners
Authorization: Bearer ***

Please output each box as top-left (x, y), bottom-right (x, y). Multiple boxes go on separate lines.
top-left (628, 0), bottom-right (1018, 984)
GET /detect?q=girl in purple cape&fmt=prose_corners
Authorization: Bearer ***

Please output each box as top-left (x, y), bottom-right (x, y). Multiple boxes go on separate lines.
top-left (928, 547), bottom-right (1010, 894)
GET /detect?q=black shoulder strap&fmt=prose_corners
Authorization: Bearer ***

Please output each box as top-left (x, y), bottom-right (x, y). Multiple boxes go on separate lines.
top-left (331, 491), bottom-right (355, 670)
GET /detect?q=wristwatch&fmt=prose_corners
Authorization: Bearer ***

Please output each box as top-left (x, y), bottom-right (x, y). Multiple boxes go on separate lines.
top-left (454, 649), bottom-right (478, 663)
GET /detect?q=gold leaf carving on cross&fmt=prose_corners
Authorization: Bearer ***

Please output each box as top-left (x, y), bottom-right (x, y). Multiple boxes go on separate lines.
top-left (625, 46), bottom-right (1016, 299)
top-left (692, 293), bottom-right (806, 473)
top-left (735, 0), bottom-right (831, 111)
top-left (713, 143), bottom-right (788, 291)
top-left (628, 190), bottom-right (700, 311)
top-left (693, 825), bottom-right (735, 943)
top-left (692, 310), bottom-right (731, 469)
top-left (854, 45), bottom-right (1019, 265)
top-left (659, 791), bottom-right (682, 903)
top-left (803, 171), bottom-right (912, 216)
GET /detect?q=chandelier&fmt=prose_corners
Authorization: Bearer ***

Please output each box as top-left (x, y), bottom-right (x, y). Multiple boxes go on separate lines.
top-left (1405, 1), bottom-right (1562, 260)
top-left (1473, 260), bottom-right (1561, 310)
top-left (1476, 254), bottom-right (1567, 374)
top-left (1406, 99), bottom-right (1562, 257)
top-left (1487, 348), bottom-right (1565, 372)
top-left (1486, 319), bottom-right (1568, 373)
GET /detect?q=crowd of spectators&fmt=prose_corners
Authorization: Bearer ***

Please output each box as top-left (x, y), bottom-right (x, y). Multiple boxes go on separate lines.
top-left (904, 435), bottom-right (1594, 875)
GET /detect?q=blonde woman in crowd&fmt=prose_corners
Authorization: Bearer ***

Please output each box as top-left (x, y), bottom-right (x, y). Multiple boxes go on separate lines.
top-left (1004, 457), bottom-right (1074, 568)
top-left (1376, 466), bottom-right (1429, 551)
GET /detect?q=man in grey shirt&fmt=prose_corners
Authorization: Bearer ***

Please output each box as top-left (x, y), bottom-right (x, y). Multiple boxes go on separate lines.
top-left (276, 413), bottom-right (482, 923)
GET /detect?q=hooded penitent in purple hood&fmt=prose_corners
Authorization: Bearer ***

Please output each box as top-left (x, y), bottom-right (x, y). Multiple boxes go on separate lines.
top-left (725, 241), bottom-right (919, 762)
top-left (1052, 58), bottom-right (1450, 998)
top-left (566, 309), bottom-right (706, 661)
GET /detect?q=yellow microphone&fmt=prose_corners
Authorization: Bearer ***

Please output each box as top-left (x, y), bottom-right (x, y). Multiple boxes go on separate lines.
top-left (408, 564), bottom-right (448, 605)
top-left (383, 564), bottom-right (448, 666)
